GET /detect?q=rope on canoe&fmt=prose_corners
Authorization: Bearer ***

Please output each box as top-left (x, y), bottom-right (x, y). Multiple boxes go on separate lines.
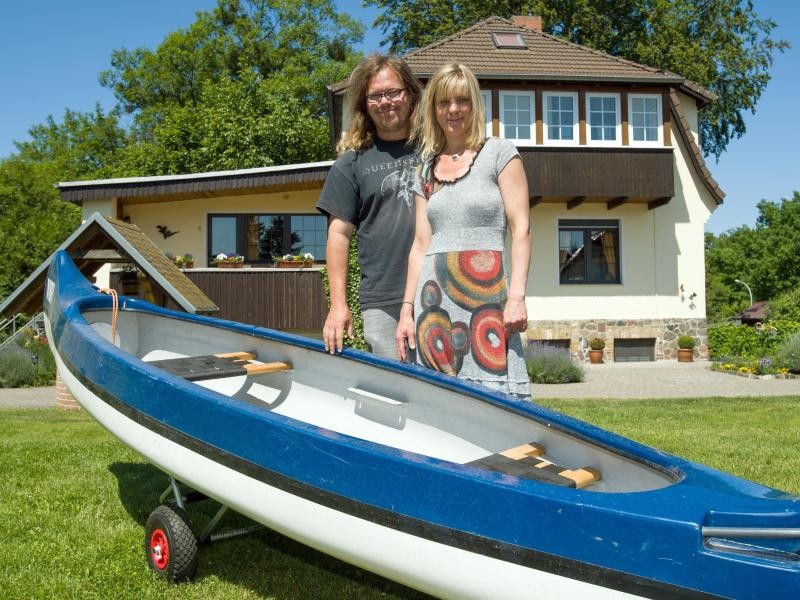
top-left (99, 288), bottom-right (119, 345)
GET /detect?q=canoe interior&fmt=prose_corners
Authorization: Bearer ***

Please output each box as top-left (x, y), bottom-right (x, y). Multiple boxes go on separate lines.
top-left (84, 308), bottom-right (677, 493)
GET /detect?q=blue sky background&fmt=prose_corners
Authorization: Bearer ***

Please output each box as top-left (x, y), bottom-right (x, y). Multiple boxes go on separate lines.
top-left (0, 1), bottom-right (796, 235)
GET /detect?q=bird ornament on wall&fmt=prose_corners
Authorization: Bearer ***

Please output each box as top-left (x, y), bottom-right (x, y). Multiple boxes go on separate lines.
top-left (157, 225), bottom-right (179, 239)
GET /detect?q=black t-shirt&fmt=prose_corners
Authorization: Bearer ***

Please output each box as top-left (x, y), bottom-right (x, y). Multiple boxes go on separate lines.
top-left (316, 138), bottom-right (418, 308)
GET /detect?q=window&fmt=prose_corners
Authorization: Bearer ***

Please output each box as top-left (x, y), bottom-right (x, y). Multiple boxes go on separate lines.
top-left (585, 93), bottom-right (620, 145)
top-left (558, 220), bottom-right (620, 284)
top-left (480, 90), bottom-right (493, 137)
top-left (208, 214), bottom-right (327, 263)
top-left (500, 91), bottom-right (535, 144)
top-left (628, 94), bottom-right (663, 145)
top-left (543, 92), bottom-right (578, 145)
top-left (491, 32), bottom-right (527, 49)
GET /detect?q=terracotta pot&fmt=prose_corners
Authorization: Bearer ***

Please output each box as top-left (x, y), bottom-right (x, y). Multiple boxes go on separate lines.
top-left (278, 260), bottom-right (313, 268)
top-left (589, 349), bottom-right (604, 364)
top-left (677, 348), bottom-right (694, 362)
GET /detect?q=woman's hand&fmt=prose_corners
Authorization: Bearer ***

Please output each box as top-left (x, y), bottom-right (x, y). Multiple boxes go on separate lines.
top-left (503, 296), bottom-right (528, 335)
top-left (395, 306), bottom-right (417, 362)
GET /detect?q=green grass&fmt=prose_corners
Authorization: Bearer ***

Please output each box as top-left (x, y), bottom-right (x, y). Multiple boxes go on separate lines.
top-left (0, 409), bottom-right (430, 600)
top-left (2, 398), bottom-right (800, 598)
top-left (539, 396), bottom-right (800, 494)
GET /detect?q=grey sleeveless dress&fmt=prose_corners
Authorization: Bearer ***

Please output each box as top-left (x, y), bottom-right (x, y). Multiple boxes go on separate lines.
top-left (413, 137), bottom-right (530, 398)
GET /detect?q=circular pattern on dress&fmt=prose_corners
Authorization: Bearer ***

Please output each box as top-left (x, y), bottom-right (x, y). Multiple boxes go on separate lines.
top-left (420, 280), bottom-right (442, 309)
top-left (451, 321), bottom-right (470, 354)
top-left (435, 251), bottom-right (505, 310)
top-left (416, 307), bottom-right (462, 375)
top-left (469, 304), bottom-right (508, 375)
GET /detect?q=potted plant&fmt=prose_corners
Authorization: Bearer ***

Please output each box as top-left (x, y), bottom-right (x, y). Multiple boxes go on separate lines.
top-left (588, 337), bottom-right (605, 364)
top-left (277, 252), bottom-right (315, 268)
top-left (167, 253), bottom-right (194, 269)
top-left (677, 335), bottom-right (696, 362)
top-left (213, 253), bottom-right (245, 268)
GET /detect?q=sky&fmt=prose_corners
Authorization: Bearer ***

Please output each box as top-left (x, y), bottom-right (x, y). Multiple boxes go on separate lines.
top-left (0, 1), bottom-right (796, 235)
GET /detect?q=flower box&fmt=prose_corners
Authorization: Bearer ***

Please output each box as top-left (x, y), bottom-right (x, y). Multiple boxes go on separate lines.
top-left (216, 261), bottom-right (245, 269)
top-left (278, 260), bottom-right (314, 269)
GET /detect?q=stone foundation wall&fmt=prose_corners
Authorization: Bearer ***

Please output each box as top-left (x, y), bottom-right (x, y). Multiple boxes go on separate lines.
top-left (526, 318), bottom-right (708, 362)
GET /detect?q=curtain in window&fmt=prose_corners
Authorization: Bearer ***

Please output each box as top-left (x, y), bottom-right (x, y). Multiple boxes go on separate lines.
top-left (601, 231), bottom-right (616, 279)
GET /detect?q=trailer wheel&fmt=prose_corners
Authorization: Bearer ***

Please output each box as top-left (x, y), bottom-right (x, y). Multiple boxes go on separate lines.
top-left (145, 504), bottom-right (198, 582)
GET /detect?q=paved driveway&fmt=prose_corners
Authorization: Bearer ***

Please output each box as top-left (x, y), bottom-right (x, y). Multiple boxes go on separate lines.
top-left (534, 360), bottom-right (800, 400)
top-left (1, 361), bottom-right (798, 408)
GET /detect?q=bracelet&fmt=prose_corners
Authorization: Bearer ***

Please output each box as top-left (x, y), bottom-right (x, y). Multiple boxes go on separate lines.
top-left (402, 301), bottom-right (414, 306)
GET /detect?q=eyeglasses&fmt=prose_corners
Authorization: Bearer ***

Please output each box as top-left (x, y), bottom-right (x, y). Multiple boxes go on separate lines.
top-left (437, 97), bottom-right (472, 109)
top-left (365, 88), bottom-right (406, 104)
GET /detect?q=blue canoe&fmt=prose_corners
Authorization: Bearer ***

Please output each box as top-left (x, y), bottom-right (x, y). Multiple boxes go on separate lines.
top-left (44, 251), bottom-right (800, 598)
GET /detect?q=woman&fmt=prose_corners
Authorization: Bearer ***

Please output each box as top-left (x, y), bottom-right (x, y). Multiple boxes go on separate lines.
top-left (395, 63), bottom-right (531, 398)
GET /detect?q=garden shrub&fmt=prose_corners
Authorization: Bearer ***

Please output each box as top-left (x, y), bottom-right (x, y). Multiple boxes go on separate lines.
top-left (708, 321), bottom-right (800, 359)
top-left (768, 289), bottom-right (800, 321)
top-left (776, 332), bottom-right (800, 373)
top-left (525, 342), bottom-right (583, 384)
top-left (0, 350), bottom-right (36, 388)
top-left (319, 234), bottom-right (367, 351)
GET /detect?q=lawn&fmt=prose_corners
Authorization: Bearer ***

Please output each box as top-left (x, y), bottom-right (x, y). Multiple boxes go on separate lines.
top-left (2, 398), bottom-right (799, 598)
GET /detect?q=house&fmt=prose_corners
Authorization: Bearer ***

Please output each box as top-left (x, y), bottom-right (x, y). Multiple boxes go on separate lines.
top-left (55, 15), bottom-right (723, 361)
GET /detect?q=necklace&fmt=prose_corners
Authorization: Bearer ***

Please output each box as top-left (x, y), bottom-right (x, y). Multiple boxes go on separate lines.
top-left (448, 149), bottom-right (465, 161)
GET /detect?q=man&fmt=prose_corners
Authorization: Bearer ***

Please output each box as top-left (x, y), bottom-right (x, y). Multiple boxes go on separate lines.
top-left (317, 55), bottom-right (422, 358)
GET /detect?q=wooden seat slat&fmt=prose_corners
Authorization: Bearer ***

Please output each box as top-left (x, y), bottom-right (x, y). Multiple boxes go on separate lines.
top-left (472, 441), bottom-right (601, 489)
top-left (149, 352), bottom-right (291, 381)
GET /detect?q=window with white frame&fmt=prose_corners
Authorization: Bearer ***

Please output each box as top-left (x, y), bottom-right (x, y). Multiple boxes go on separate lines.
top-left (480, 90), bottom-right (493, 137)
top-left (586, 93), bottom-right (621, 145)
top-left (628, 94), bottom-right (663, 145)
top-left (543, 92), bottom-right (578, 145)
top-left (500, 91), bottom-right (535, 144)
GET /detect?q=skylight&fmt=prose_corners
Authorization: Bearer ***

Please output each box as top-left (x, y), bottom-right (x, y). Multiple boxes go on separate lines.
top-left (491, 32), bottom-right (527, 49)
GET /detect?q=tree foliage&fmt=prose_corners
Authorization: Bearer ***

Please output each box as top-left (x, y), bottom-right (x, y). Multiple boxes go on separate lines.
top-left (366, 0), bottom-right (788, 159)
top-left (705, 192), bottom-right (800, 322)
top-left (100, 0), bottom-right (363, 123)
top-left (116, 75), bottom-right (330, 176)
top-left (0, 106), bottom-right (126, 299)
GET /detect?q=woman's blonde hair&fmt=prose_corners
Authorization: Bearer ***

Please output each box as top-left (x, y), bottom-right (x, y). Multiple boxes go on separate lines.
top-left (412, 63), bottom-right (486, 160)
top-left (336, 54), bottom-right (422, 155)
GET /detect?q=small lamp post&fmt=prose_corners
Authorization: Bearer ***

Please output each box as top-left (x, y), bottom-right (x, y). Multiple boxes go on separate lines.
top-left (734, 279), bottom-right (753, 307)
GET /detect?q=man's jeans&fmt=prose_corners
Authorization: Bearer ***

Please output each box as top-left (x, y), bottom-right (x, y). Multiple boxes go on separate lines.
top-left (362, 304), bottom-right (403, 360)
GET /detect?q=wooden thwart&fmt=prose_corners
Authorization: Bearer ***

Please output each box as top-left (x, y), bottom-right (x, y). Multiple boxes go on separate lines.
top-left (149, 352), bottom-right (291, 381)
top-left (470, 442), bottom-right (601, 489)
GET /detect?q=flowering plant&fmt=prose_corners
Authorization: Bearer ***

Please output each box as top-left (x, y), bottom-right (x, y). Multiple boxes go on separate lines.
top-left (168, 253), bottom-right (194, 268)
top-left (214, 253), bottom-right (244, 264)
top-left (279, 252), bottom-right (315, 262)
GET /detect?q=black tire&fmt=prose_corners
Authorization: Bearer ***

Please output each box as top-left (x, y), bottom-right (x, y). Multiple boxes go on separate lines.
top-left (145, 504), bottom-right (198, 582)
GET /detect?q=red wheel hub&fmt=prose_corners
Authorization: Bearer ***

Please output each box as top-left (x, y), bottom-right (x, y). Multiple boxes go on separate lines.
top-left (150, 528), bottom-right (170, 570)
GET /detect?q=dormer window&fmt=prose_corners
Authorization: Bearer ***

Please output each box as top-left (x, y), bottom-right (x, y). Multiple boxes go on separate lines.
top-left (491, 32), bottom-right (527, 49)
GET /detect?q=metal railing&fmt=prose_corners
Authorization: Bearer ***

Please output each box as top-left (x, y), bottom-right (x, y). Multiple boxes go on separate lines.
top-left (0, 312), bottom-right (45, 351)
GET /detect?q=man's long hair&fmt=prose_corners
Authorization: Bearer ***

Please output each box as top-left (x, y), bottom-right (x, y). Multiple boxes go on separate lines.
top-left (336, 54), bottom-right (422, 155)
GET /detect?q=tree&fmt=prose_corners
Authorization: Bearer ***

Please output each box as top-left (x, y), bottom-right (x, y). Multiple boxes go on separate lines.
top-left (366, 0), bottom-right (788, 159)
top-left (100, 0), bottom-right (363, 125)
top-left (705, 192), bottom-right (800, 322)
top-left (0, 106), bottom-right (127, 299)
top-left (116, 75), bottom-right (331, 176)
top-left (0, 157), bottom-right (81, 300)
